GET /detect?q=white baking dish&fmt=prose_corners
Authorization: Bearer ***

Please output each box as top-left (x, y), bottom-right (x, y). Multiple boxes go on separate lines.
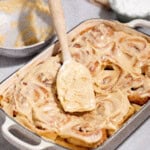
top-left (0, 19), bottom-right (150, 150)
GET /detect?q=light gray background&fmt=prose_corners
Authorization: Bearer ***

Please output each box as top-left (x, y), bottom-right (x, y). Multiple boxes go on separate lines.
top-left (0, 0), bottom-right (150, 149)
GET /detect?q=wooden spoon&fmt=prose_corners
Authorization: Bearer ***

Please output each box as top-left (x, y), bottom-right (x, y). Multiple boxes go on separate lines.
top-left (49, 0), bottom-right (96, 113)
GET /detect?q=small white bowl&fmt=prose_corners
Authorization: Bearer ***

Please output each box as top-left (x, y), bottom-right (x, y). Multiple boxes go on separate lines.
top-left (109, 0), bottom-right (150, 22)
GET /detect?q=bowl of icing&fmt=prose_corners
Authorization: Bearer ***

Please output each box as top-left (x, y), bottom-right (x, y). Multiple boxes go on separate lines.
top-left (0, 0), bottom-right (54, 57)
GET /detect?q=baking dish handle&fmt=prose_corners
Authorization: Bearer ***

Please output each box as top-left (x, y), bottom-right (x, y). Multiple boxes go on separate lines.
top-left (1, 117), bottom-right (54, 150)
top-left (126, 19), bottom-right (150, 28)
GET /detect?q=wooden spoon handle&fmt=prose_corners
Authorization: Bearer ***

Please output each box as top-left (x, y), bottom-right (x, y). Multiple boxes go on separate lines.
top-left (49, 0), bottom-right (71, 61)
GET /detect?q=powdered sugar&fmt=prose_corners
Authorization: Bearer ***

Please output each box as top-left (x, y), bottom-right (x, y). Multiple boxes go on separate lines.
top-left (110, 0), bottom-right (150, 17)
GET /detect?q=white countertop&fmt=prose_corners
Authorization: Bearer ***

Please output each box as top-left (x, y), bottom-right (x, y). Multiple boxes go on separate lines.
top-left (0, 0), bottom-right (150, 149)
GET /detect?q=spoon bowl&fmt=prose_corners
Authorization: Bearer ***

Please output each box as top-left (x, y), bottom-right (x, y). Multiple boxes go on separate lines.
top-left (49, 0), bottom-right (96, 113)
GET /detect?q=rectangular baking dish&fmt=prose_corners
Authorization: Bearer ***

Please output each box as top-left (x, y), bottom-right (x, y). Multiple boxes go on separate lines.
top-left (0, 19), bottom-right (150, 150)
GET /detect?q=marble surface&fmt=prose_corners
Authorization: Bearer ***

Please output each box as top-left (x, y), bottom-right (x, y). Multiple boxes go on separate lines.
top-left (0, 0), bottom-right (150, 149)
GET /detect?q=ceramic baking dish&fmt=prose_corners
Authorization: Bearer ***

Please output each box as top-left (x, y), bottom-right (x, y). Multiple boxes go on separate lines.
top-left (0, 19), bottom-right (150, 150)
